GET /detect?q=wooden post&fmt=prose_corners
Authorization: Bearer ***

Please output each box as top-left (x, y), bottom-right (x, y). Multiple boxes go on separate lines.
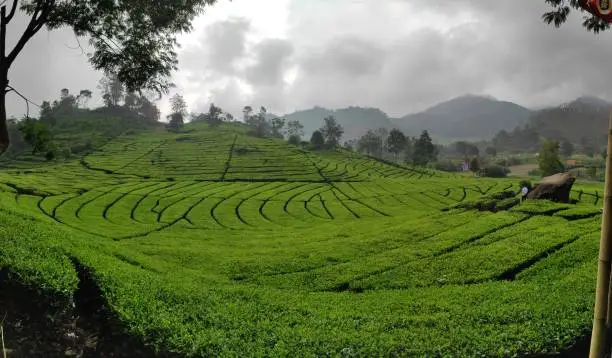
top-left (590, 112), bottom-right (612, 357)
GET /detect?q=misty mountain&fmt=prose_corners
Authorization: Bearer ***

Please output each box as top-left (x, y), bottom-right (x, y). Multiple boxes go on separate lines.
top-left (393, 95), bottom-right (533, 140)
top-left (282, 106), bottom-right (393, 141)
top-left (527, 96), bottom-right (612, 146)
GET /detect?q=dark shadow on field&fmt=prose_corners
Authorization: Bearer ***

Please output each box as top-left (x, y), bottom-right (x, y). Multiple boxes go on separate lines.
top-left (526, 334), bottom-right (591, 358)
top-left (0, 261), bottom-right (174, 358)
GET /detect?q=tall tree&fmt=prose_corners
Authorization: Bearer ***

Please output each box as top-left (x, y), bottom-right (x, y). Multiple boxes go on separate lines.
top-left (138, 96), bottom-right (160, 122)
top-left (77, 89), bottom-right (92, 109)
top-left (538, 139), bottom-right (565, 177)
top-left (0, 0), bottom-right (219, 154)
top-left (270, 117), bottom-right (286, 139)
top-left (560, 140), bottom-right (574, 157)
top-left (310, 130), bottom-right (325, 150)
top-left (98, 73), bottom-right (125, 107)
top-left (287, 120), bottom-right (304, 138)
top-left (245, 106), bottom-right (269, 137)
top-left (206, 103), bottom-right (223, 126)
top-left (413, 130), bottom-right (436, 166)
top-left (386, 128), bottom-right (407, 160)
top-left (320, 115), bottom-right (343, 148)
top-left (167, 93), bottom-right (187, 132)
top-left (358, 130), bottom-right (381, 156)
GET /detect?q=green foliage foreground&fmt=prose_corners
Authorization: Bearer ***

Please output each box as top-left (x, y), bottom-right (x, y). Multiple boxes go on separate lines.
top-left (0, 122), bottom-right (605, 357)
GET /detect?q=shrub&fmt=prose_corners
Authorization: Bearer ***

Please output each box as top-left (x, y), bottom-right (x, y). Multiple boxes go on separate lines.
top-left (288, 135), bottom-right (300, 146)
top-left (434, 160), bottom-right (459, 172)
top-left (481, 165), bottom-right (510, 178)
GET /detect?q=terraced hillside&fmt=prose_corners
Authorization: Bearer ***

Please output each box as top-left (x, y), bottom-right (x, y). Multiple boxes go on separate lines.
top-left (0, 121), bottom-right (605, 356)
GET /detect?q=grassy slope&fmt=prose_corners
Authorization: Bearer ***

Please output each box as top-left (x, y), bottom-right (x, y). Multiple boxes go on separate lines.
top-left (0, 120), bottom-right (604, 357)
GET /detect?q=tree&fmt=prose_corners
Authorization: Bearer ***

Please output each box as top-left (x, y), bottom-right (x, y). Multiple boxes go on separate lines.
top-left (287, 120), bottom-right (304, 138)
top-left (319, 116), bottom-right (343, 148)
top-left (138, 96), bottom-right (161, 122)
top-left (412, 130), bottom-right (437, 166)
top-left (560, 140), bottom-right (574, 157)
top-left (542, 0), bottom-right (610, 33)
top-left (485, 146), bottom-right (497, 157)
top-left (358, 130), bottom-right (381, 156)
top-left (98, 73), bottom-right (125, 107)
top-left (170, 94), bottom-right (187, 118)
top-left (18, 117), bottom-right (52, 155)
top-left (243, 106), bottom-right (253, 122)
top-left (310, 130), bottom-right (325, 150)
top-left (77, 89), bottom-right (92, 109)
top-left (206, 103), bottom-right (223, 127)
top-left (39, 100), bottom-right (54, 125)
top-left (270, 117), bottom-right (286, 138)
top-left (386, 128), bottom-right (407, 160)
top-left (374, 127), bottom-right (389, 157)
top-left (538, 139), bottom-right (564, 177)
top-left (167, 94), bottom-right (187, 132)
top-left (0, 0), bottom-right (220, 154)
top-left (470, 157), bottom-right (480, 173)
top-left (245, 106), bottom-right (270, 137)
top-left (455, 141), bottom-right (479, 158)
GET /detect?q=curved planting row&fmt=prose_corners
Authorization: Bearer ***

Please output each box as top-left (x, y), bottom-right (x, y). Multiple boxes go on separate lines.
top-left (29, 180), bottom-right (457, 239)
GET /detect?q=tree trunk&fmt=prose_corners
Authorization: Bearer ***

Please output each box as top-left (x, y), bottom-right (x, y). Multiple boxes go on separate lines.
top-left (0, 71), bottom-right (9, 155)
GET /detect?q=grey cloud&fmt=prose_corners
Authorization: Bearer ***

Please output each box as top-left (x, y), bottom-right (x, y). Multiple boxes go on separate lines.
top-left (179, 17), bottom-right (251, 78)
top-left (300, 36), bottom-right (386, 78)
top-left (245, 39), bottom-right (293, 86)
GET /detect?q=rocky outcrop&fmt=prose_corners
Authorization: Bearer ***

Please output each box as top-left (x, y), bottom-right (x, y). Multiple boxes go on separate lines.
top-left (526, 173), bottom-right (575, 203)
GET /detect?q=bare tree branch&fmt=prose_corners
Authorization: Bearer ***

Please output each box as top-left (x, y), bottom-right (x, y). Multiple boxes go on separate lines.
top-left (6, 85), bottom-right (42, 119)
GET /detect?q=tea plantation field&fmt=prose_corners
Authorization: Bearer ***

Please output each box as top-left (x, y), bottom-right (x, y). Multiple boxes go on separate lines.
top-left (0, 122), bottom-right (605, 356)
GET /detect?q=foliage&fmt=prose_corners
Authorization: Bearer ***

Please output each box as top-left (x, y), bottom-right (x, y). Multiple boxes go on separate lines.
top-left (0, 121), bottom-right (607, 357)
top-left (286, 120), bottom-right (304, 141)
top-left (17, 118), bottom-right (52, 155)
top-left (357, 129), bottom-right (381, 156)
top-left (287, 134), bottom-right (300, 146)
top-left (270, 117), bottom-right (286, 139)
top-left (470, 157), bottom-right (480, 173)
top-left (481, 165), bottom-right (510, 178)
top-left (310, 130), bottom-right (325, 150)
top-left (485, 146), bottom-right (497, 157)
top-left (539, 139), bottom-right (564, 177)
top-left (244, 106), bottom-right (270, 138)
top-left (455, 141), bottom-right (479, 157)
top-left (542, 0), bottom-right (610, 33)
top-left (412, 130), bottom-right (437, 166)
top-left (560, 140), bottom-right (574, 157)
top-left (98, 73), bottom-right (124, 107)
top-left (319, 115), bottom-right (344, 148)
top-left (386, 128), bottom-right (407, 159)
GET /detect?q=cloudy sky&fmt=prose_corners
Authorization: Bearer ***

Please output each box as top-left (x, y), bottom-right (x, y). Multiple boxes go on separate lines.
top-left (6, 0), bottom-right (612, 119)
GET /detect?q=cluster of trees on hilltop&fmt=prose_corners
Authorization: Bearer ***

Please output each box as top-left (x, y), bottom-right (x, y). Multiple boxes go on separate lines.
top-left (7, 72), bottom-right (164, 160)
top-left (346, 128), bottom-right (438, 166)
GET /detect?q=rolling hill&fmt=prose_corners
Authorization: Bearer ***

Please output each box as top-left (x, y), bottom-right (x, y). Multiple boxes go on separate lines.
top-left (0, 120), bottom-right (603, 356)
top-left (394, 94), bottom-right (533, 140)
top-left (282, 106), bottom-right (393, 141)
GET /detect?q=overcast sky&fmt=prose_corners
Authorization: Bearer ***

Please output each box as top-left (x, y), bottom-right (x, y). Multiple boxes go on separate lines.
top-left (7, 0), bottom-right (612, 119)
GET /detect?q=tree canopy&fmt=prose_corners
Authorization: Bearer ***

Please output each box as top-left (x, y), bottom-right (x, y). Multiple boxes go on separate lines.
top-left (0, 0), bottom-right (219, 154)
top-left (542, 0), bottom-right (610, 32)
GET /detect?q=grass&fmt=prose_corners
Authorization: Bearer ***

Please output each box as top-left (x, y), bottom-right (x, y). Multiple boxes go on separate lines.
top-left (0, 120), bottom-right (605, 356)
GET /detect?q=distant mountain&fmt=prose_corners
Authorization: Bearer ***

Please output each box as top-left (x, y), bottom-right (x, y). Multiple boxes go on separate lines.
top-left (559, 96), bottom-right (612, 112)
top-left (393, 95), bottom-right (533, 140)
top-left (528, 96), bottom-right (612, 146)
top-left (282, 106), bottom-right (393, 141)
